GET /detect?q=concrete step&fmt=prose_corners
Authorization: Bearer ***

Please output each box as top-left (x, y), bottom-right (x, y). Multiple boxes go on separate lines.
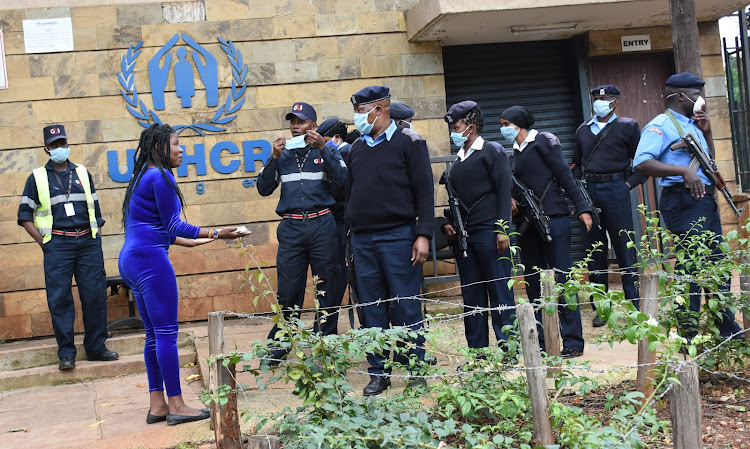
top-left (0, 348), bottom-right (196, 392)
top-left (0, 330), bottom-right (194, 372)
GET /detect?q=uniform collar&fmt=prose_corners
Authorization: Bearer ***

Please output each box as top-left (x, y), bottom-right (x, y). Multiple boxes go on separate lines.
top-left (456, 136), bottom-right (484, 161)
top-left (45, 160), bottom-right (77, 173)
top-left (587, 112), bottom-right (618, 126)
top-left (362, 120), bottom-right (397, 147)
top-left (513, 129), bottom-right (538, 152)
top-left (667, 108), bottom-right (694, 125)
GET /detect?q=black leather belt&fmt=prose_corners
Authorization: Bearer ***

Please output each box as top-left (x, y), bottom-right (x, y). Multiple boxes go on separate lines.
top-left (585, 170), bottom-right (630, 183)
top-left (662, 184), bottom-right (715, 195)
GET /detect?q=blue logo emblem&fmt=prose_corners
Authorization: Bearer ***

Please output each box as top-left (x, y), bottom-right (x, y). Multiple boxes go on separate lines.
top-left (119, 33), bottom-right (247, 135)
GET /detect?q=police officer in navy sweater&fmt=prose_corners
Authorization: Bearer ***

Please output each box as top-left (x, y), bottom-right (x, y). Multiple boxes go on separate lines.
top-left (634, 72), bottom-right (741, 340)
top-left (346, 86), bottom-right (434, 395)
top-left (573, 85), bottom-right (647, 327)
top-left (390, 102), bottom-right (415, 129)
top-left (501, 106), bottom-right (593, 358)
top-left (257, 103), bottom-right (347, 365)
top-left (440, 101), bottom-right (516, 353)
top-left (18, 125), bottom-right (118, 370)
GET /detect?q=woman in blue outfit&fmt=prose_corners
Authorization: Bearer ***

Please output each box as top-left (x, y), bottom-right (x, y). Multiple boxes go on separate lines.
top-left (440, 101), bottom-right (516, 354)
top-left (500, 105), bottom-right (593, 359)
top-left (119, 124), bottom-right (248, 426)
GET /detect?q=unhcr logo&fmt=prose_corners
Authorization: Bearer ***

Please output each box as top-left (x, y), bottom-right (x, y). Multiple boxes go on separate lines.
top-left (118, 33), bottom-right (248, 135)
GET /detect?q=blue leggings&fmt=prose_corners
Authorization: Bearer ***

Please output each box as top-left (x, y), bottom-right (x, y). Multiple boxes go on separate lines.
top-left (119, 248), bottom-right (181, 396)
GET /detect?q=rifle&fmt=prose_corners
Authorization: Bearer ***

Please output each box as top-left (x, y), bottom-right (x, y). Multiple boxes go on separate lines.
top-left (345, 231), bottom-right (365, 328)
top-left (512, 175), bottom-right (553, 242)
top-left (670, 133), bottom-right (744, 216)
top-left (439, 170), bottom-right (468, 258)
top-left (575, 179), bottom-right (602, 230)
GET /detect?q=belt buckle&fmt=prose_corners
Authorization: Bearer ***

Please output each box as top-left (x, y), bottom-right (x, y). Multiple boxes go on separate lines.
top-left (302, 211), bottom-right (309, 220)
top-left (75, 229), bottom-right (83, 238)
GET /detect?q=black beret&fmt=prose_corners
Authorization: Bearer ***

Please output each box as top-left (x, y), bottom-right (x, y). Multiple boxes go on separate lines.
top-left (444, 100), bottom-right (477, 124)
top-left (500, 105), bottom-right (535, 129)
top-left (665, 72), bottom-right (705, 89)
top-left (591, 85), bottom-right (621, 97)
top-left (390, 102), bottom-right (415, 121)
top-left (316, 117), bottom-right (339, 137)
top-left (350, 85), bottom-right (390, 106)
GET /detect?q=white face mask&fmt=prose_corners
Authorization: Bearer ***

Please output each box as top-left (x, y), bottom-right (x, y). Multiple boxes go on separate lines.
top-left (285, 135), bottom-right (307, 149)
top-left (693, 96), bottom-right (706, 114)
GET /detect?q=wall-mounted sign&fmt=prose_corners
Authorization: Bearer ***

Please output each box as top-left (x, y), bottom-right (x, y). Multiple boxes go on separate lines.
top-left (621, 35), bottom-right (651, 52)
top-left (22, 18), bottom-right (74, 54)
top-left (0, 30), bottom-right (8, 89)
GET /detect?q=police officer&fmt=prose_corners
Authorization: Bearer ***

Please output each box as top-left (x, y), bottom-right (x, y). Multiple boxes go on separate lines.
top-left (502, 105), bottom-right (593, 358)
top-left (258, 103), bottom-right (347, 365)
top-left (572, 85), bottom-right (647, 327)
top-left (346, 86), bottom-right (434, 395)
top-left (441, 101), bottom-right (515, 354)
top-left (633, 72), bottom-right (741, 340)
top-left (17, 125), bottom-right (118, 371)
top-left (316, 117), bottom-right (350, 326)
top-left (390, 102), bottom-right (415, 129)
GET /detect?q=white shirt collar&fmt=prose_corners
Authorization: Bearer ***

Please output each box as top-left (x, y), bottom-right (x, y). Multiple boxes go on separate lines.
top-left (456, 136), bottom-right (484, 161)
top-left (513, 129), bottom-right (537, 152)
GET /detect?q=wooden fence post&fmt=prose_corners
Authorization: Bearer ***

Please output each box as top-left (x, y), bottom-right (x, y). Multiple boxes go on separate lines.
top-left (517, 302), bottom-right (554, 446)
top-left (636, 273), bottom-right (659, 402)
top-left (208, 312), bottom-right (244, 449)
top-left (740, 256), bottom-right (750, 342)
top-left (540, 269), bottom-right (561, 373)
top-left (669, 362), bottom-right (702, 449)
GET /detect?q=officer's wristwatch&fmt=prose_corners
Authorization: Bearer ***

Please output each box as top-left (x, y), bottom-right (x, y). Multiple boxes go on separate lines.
top-left (212, 229), bottom-right (220, 239)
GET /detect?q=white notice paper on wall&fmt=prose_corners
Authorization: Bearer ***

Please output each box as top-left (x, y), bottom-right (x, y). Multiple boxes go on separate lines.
top-left (22, 18), bottom-right (74, 54)
top-left (0, 30), bottom-right (8, 89)
top-left (621, 35), bottom-right (651, 52)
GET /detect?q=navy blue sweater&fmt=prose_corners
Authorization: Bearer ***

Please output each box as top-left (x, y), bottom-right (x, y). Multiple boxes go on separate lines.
top-left (257, 144), bottom-right (346, 216)
top-left (446, 140), bottom-right (512, 229)
top-left (572, 117), bottom-right (647, 187)
top-left (512, 132), bottom-right (591, 218)
top-left (345, 127), bottom-right (434, 237)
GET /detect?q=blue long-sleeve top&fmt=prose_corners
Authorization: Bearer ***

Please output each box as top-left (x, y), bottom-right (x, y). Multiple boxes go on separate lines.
top-left (123, 168), bottom-right (200, 250)
top-left (257, 143), bottom-right (346, 215)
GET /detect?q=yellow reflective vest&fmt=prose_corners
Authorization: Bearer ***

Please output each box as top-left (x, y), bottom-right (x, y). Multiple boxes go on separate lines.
top-left (32, 164), bottom-right (99, 244)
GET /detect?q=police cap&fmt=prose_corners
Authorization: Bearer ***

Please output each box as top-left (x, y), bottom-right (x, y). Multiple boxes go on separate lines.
top-left (665, 72), bottom-right (705, 89)
top-left (350, 86), bottom-right (390, 106)
top-left (285, 102), bottom-right (317, 122)
top-left (390, 102), bottom-right (415, 121)
top-left (43, 124), bottom-right (67, 144)
top-left (316, 117), bottom-right (339, 137)
top-left (591, 85), bottom-right (621, 97)
top-left (444, 100), bottom-right (478, 124)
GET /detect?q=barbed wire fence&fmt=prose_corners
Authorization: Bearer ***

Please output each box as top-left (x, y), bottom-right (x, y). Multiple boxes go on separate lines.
top-left (204, 266), bottom-right (750, 449)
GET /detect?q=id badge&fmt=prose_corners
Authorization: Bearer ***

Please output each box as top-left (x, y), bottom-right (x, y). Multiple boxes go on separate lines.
top-left (64, 202), bottom-right (75, 217)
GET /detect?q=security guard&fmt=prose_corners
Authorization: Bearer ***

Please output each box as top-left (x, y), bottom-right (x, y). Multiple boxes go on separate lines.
top-left (390, 102), bottom-right (415, 129)
top-left (572, 85), bottom-right (647, 327)
top-left (316, 117), bottom-right (350, 326)
top-left (633, 72), bottom-right (741, 340)
top-left (346, 86), bottom-right (434, 395)
top-left (258, 103), bottom-right (347, 364)
top-left (17, 125), bottom-right (118, 371)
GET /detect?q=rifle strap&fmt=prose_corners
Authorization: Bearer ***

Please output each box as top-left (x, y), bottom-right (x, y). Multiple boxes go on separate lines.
top-left (665, 109), bottom-right (715, 164)
top-left (582, 120), bottom-right (616, 174)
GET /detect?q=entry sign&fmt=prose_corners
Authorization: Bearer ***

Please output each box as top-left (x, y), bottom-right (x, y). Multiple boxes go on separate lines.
top-left (621, 35), bottom-right (651, 52)
top-left (0, 31), bottom-right (7, 89)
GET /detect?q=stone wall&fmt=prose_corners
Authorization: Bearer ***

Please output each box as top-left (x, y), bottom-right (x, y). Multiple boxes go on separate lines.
top-left (0, 0), bottom-right (450, 340)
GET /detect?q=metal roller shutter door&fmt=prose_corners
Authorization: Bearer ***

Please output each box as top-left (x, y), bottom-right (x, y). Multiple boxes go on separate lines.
top-left (442, 39), bottom-right (587, 261)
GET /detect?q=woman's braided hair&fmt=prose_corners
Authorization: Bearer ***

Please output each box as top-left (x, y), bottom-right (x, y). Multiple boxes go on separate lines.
top-left (463, 106), bottom-right (484, 132)
top-left (121, 124), bottom-right (186, 225)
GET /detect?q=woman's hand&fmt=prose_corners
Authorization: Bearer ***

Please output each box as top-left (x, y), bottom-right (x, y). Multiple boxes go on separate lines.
top-left (217, 226), bottom-right (252, 239)
top-left (579, 212), bottom-right (593, 232)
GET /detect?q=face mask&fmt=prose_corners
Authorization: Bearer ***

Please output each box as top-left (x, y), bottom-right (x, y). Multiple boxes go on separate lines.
top-left (49, 146), bottom-right (70, 164)
top-left (693, 96), bottom-right (706, 114)
top-left (593, 99), bottom-right (614, 118)
top-left (353, 107), bottom-right (378, 135)
top-left (450, 127), bottom-right (470, 147)
top-left (285, 135), bottom-right (307, 150)
top-left (501, 126), bottom-right (520, 143)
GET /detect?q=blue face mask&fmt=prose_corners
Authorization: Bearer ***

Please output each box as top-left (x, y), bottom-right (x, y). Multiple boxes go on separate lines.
top-left (353, 107), bottom-right (378, 135)
top-left (450, 127), bottom-right (470, 148)
top-left (49, 146), bottom-right (70, 164)
top-left (593, 99), bottom-right (614, 118)
top-left (285, 135), bottom-right (307, 150)
top-left (501, 126), bottom-right (520, 144)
